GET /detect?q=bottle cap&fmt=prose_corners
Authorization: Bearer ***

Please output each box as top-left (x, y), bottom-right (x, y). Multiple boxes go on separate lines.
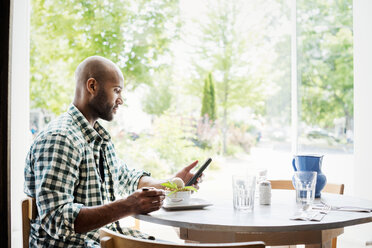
top-left (259, 180), bottom-right (271, 186)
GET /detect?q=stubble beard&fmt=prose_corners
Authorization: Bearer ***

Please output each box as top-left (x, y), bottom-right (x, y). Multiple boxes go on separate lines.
top-left (91, 89), bottom-right (114, 121)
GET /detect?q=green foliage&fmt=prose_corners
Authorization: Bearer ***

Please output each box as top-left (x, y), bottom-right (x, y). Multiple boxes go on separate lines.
top-left (266, 34), bottom-right (291, 127)
top-left (31, 0), bottom-right (354, 169)
top-left (195, 1), bottom-right (266, 111)
top-left (111, 112), bottom-right (216, 178)
top-left (111, 130), bottom-right (170, 179)
top-left (188, 0), bottom-right (281, 153)
top-left (298, 0), bottom-right (353, 132)
top-left (201, 73), bottom-right (217, 121)
top-left (227, 123), bottom-right (255, 153)
top-left (30, 0), bottom-right (181, 115)
top-left (149, 114), bottom-right (205, 174)
top-left (225, 143), bottom-right (244, 156)
top-left (142, 84), bottom-right (172, 117)
top-left (142, 70), bottom-right (173, 116)
top-left (194, 117), bottom-right (220, 150)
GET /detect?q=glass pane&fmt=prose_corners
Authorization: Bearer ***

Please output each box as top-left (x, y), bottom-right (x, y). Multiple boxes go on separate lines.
top-left (297, 0), bottom-right (353, 185)
top-left (29, 0), bottom-right (353, 199)
top-left (29, 0), bottom-right (294, 199)
top-left (104, 0), bottom-right (295, 190)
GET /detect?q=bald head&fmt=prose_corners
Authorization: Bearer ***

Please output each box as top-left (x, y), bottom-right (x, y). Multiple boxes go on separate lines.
top-left (75, 56), bottom-right (123, 88)
top-left (73, 56), bottom-right (125, 124)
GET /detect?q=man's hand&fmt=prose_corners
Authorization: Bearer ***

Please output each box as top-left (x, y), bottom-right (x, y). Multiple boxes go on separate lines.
top-left (74, 187), bottom-right (164, 233)
top-left (126, 187), bottom-right (165, 214)
top-left (174, 160), bottom-right (203, 189)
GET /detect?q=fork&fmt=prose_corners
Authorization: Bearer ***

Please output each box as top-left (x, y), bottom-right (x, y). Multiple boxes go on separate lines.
top-left (319, 202), bottom-right (331, 214)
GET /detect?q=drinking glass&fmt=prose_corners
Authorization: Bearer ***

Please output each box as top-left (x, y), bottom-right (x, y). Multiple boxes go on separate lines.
top-left (293, 171), bottom-right (317, 210)
top-left (232, 174), bottom-right (256, 211)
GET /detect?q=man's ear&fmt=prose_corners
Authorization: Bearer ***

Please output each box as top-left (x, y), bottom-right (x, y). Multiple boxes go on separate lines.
top-left (86, 78), bottom-right (98, 95)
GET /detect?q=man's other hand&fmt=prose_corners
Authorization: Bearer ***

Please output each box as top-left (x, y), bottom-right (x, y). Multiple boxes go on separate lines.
top-left (127, 187), bottom-right (165, 214)
top-left (175, 160), bottom-right (203, 189)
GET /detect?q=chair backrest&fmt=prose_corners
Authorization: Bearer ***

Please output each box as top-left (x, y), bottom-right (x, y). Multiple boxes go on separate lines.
top-left (323, 183), bottom-right (344, 195)
top-left (22, 197), bottom-right (37, 248)
top-left (269, 180), bottom-right (295, 191)
top-left (100, 228), bottom-right (265, 248)
top-left (269, 180), bottom-right (344, 195)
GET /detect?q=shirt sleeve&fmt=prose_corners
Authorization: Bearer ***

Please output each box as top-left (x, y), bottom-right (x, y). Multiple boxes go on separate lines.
top-left (31, 133), bottom-right (83, 240)
top-left (115, 157), bottom-right (151, 196)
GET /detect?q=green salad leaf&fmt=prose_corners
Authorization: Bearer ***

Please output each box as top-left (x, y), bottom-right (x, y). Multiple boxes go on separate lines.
top-left (161, 181), bottom-right (197, 196)
top-left (160, 181), bottom-right (178, 190)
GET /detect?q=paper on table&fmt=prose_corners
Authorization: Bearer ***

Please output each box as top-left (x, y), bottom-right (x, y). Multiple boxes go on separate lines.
top-left (290, 211), bottom-right (327, 222)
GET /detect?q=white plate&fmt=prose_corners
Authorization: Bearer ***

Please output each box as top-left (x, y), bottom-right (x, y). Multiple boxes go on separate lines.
top-left (162, 198), bottom-right (212, 211)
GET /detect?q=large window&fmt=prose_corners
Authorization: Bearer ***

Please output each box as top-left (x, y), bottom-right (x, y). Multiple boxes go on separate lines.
top-left (28, 0), bottom-right (353, 198)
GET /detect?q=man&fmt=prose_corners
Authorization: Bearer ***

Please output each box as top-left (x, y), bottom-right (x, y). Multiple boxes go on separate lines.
top-left (24, 56), bottom-right (200, 247)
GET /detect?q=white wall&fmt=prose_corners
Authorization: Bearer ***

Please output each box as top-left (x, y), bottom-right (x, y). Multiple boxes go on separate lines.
top-left (354, 0), bottom-right (372, 210)
top-left (349, 0), bottom-right (372, 244)
top-left (10, 0), bottom-right (30, 247)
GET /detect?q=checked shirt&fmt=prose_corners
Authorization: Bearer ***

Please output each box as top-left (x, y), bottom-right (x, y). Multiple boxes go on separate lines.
top-left (24, 104), bottom-right (151, 247)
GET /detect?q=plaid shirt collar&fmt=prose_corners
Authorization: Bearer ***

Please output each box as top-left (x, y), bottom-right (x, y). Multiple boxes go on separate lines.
top-left (68, 104), bottom-right (111, 144)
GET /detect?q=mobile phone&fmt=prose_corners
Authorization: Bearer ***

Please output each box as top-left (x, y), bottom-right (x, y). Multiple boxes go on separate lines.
top-left (185, 158), bottom-right (212, 186)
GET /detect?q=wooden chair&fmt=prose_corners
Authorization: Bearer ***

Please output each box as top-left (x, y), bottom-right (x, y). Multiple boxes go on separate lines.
top-left (22, 197), bottom-right (37, 248)
top-left (100, 228), bottom-right (266, 248)
top-left (269, 180), bottom-right (344, 248)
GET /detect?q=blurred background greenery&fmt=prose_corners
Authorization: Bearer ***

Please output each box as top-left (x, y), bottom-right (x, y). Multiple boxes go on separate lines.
top-left (30, 0), bottom-right (353, 178)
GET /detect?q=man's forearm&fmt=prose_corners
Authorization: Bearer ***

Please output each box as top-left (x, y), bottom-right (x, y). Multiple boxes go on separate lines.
top-left (138, 176), bottom-right (168, 189)
top-left (74, 187), bottom-right (165, 234)
top-left (74, 198), bottom-right (133, 233)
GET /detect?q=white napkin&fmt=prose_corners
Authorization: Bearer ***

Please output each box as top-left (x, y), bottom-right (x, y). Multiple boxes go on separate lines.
top-left (290, 210), bottom-right (327, 222)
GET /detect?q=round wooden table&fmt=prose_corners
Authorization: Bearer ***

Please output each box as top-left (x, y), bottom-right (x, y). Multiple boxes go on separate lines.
top-left (136, 190), bottom-right (372, 248)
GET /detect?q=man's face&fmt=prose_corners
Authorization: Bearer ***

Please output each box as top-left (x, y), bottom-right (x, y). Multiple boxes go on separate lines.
top-left (91, 77), bottom-right (124, 121)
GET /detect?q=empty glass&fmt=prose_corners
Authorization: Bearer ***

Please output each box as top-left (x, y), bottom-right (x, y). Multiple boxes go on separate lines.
top-left (232, 174), bottom-right (256, 211)
top-left (293, 171), bottom-right (317, 210)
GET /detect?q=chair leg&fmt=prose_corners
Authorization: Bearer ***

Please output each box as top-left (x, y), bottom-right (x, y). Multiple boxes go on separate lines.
top-left (332, 237), bottom-right (337, 248)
